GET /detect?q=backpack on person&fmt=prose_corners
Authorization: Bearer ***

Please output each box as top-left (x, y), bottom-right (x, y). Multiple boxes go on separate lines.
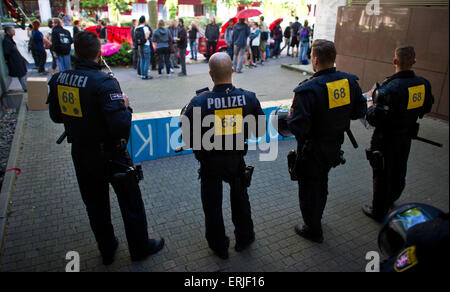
top-left (261, 31), bottom-right (268, 41)
top-left (135, 26), bottom-right (146, 46)
top-left (58, 29), bottom-right (73, 55)
top-left (300, 28), bottom-right (309, 42)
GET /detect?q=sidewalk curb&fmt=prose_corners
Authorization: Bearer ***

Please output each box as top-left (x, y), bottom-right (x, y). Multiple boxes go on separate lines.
top-left (0, 93), bottom-right (27, 257)
top-left (281, 63), bottom-right (314, 75)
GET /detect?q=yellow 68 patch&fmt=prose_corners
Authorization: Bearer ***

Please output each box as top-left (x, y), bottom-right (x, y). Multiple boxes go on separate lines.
top-left (407, 84), bottom-right (425, 110)
top-left (214, 108), bottom-right (243, 136)
top-left (326, 79), bottom-right (350, 109)
top-left (58, 85), bottom-right (83, 118)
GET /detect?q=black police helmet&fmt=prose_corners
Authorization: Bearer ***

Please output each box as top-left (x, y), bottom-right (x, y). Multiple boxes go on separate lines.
top-left (378, 203), bottom-right (444, 257)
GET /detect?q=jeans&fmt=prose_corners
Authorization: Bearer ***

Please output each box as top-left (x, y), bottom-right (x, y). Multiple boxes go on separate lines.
top-left (139, 45), bottom-right (151, 78)
top-left (18, 77), bottom-right (27, 91)
top-left (157, 47), bottom-right (171, 74)
top-left (233, 45), bottom-right (246, 73)
top-left (171, 46), bottom-right (179, 67)
top-left (57, 54), bottom-right (71, 72)
top-left (190, 40), bottom-right (197, 59)
top-left (132, 47), bottom-right (139, 70)
top-left (281, 37), bottom-right (290, 55)
top-left (179, 47), bottom-right (186, 74)
top-left (273, 39), bottom-right (281, 57)
top-left (300, 41), bottom-right (309, 63)
top-left (227, 45), bottom-right (234, 60)
top-left (50, 50), bottom-right (57, 70)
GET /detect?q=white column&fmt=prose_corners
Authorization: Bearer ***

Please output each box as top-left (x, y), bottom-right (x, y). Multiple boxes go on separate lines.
top-left (314, 0), bottom-right (347, 41)
top-left (38, 0), bottom-right (52, 22)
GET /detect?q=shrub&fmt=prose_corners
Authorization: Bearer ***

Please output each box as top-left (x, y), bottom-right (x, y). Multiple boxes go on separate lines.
top-left (102, 42), bottom-right (133, 67)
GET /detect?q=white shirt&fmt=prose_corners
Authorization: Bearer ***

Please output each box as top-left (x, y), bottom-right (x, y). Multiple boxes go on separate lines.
top-left (137, 25), bottom-right (151, 46)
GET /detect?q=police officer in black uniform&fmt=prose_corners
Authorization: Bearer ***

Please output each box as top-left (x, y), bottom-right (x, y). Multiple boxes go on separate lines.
top-left (287, 40), bottom-right (367, 243)
top-left (181, 52), bottom-right (264, 259)
top-left (47, 31), bottom-right (164, 265)
top-left (362, 46), bottom-right (434, 222)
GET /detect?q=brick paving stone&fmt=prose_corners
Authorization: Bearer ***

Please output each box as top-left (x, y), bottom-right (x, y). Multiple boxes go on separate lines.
top-left (0, 109), bottom-right (448, 272)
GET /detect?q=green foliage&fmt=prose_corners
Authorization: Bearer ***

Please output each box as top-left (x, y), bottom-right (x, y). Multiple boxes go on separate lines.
top-left (102, 43), bottom-right (133, 66)
top-left (218, 0), bottom-right (260, 8)
top-left (80, 0), bottom-right (136, 13)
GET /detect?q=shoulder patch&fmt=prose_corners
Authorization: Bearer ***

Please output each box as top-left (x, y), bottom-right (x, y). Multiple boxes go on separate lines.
top-left (109, 93), bottom-right (123, 101)
top-left (394, 246), bottom-right (419, 272)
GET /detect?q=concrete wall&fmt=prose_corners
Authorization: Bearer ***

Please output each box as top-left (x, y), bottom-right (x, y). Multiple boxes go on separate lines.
top-left (334, 6), bottom-right (449, 120)
top-left (0, 31), bottom-right (11, 97)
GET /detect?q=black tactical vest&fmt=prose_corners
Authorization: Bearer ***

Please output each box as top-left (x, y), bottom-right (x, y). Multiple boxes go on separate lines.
top-left (293, 68), bottom-right (361, 144)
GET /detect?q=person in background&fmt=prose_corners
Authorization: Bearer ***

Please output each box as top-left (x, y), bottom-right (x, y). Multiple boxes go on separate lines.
top-left (99, 20), bottom-right (108, 44)
top-left (136, 16), bottom-right (152, 80)
top-left (27, 24), bottom-right (39, 70)
top-left (271, 23), bottom-right (283, 59)
top-left (62, 13), bottom-right (72, 26)
top-left (130, 19), bottom-right (140, 74)
top-left (205, 16), bottom-right (220, 61)
top-left (46, 20), bottom-right (57, 75)
top-left (175, 18), bottom-right (187, 76)
top-left (73, 20), bottom-right (81, 36)
top-left (224, 20), bottom-right (234, 60)
top-left (81, 9), bottom-right (87, 19)
top-left (2, 26), bottom-right (28, 91)
top-left (188, 21), bottom-right (198, 61)
top-left (281, 22), bottom-right (292, 56)
top-left (232, 18), bottom-right (250, 73)
top-left (51, 17), bottom-right (73, 72)
top-left (259, 16), bottom-right (269, 65)
top-left (169, 19), bottom-right (180, 70)
top-left (299, 20), bottom-right (312, 64)
top-left (291, 17), bottom-right (302, 58)
top-left (152, 19), bottom-right (172, 76)
top-left (31, 19), bottom-right (47, 74)
top-left (250, 22), bottom-right (260, 67)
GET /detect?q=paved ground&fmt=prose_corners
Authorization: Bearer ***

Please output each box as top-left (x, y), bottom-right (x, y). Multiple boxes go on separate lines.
top-left (9, 54), bottom-right (305, 113)
top-left (2, 57), bottom-right (448, 272)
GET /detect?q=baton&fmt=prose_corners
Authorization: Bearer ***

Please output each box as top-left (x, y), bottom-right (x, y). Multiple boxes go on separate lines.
top-left (346, 129), bottom-right (358, 149)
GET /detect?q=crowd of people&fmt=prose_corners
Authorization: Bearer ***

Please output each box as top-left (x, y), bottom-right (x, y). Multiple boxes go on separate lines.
top-left (220, 15), bottom-right (313, 73)
top-left (130, 16), bottom-right (189, 79)
top-left (3, 13), bottom-right (313, 90)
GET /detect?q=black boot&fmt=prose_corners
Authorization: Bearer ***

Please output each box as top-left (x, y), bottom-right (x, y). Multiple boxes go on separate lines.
top-left (295, 225), bottom-right (324, 243)
top-left (362, 205), bottom-right (384, 223)
top-left (102, 237), bottom-right (119, 265)
top-left (130, 238), bottom-right (165, 261)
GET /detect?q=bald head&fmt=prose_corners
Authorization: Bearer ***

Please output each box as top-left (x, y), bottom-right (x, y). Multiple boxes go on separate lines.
top-left (209, 53), bottom-right (233, 84)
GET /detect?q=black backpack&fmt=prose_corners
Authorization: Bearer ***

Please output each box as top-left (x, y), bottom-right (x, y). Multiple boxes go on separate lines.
top-left (135, 27), bottom-right (146, 46)
top-left (261, 31), bottom-right (268, 41)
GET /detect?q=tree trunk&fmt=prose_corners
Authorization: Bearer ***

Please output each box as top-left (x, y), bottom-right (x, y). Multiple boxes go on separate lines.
top-left (148, 0), bottom-right (158, 29)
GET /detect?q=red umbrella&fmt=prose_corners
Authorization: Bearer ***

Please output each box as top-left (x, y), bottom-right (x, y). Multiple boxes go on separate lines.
top-left (269, 18), bottom-right (283, 31)
top-left (221, 17), bottom-right (237, 34)
top-left (235, 8), bottom-right (262, 19)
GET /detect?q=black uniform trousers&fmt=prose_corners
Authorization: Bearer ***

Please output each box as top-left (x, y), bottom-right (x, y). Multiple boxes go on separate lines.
top-left (206, 41), bottom-right (217, 60)
top-left (371, 134), bottom-right (412, 219)
top-left (199, 153), bottom-right (254, 252)
top-left (71, 143), bottom-right (150, 258)
top-left (296, 142), bottom-right (339, 237)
